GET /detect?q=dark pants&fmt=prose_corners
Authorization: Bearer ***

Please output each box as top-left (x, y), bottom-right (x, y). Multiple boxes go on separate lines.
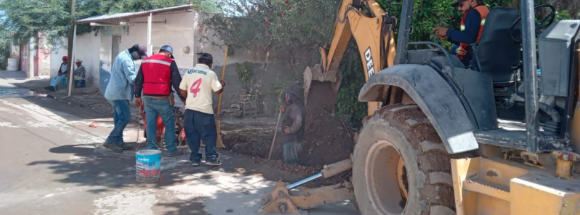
top-left (106, 100), bottom-right (131, 146)
top-left (283, 141), bottom-right (301, 164)
top-left (143, 96), bottom-right (178, 153)
top-left (183, 109), bottom-right (218, 163)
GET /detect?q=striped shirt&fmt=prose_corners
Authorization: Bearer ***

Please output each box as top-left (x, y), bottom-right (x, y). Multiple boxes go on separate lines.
top-left (74, 65), bottom-right (86, 80)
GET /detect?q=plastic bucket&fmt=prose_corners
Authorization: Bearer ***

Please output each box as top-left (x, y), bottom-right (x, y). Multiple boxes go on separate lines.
top-left (136, 149), bottom-right (162, 182)
top-left (6, 58), bottom-right (17, 71)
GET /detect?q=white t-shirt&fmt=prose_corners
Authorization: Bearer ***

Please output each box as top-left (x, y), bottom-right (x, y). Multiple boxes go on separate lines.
top-left (179, 64), bottom-right (222, 114)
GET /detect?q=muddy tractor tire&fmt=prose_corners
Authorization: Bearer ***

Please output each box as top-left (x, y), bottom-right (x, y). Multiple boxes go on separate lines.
top-left (353, 104), bottom-right (456, 215)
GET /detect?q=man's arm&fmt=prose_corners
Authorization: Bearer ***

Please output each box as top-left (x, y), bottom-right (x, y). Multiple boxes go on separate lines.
top-left (179, 89), bottom-right (188, 101)
top-left (170, 62), bottom-right (186, 102)
top-left (123, 58), bottom-right (137, 84)
top-left (57, 63), bottom-right (63, 75)
top-left (179, 76), bottom-right (188, 102)
top-left (446, 10), bottom-right (482, 44)
top-left (134, 65), bottom-right (144, 98)
top-left (284, 106), bottom-right (303, 134)
top-left (211, 73), bottom-right (225, 94)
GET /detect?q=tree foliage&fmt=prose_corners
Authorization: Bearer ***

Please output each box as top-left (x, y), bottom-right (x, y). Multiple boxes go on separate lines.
top-left (207, 0), bottom-right (576, 126)
top-left (206, 0), bottom-right (339, 66)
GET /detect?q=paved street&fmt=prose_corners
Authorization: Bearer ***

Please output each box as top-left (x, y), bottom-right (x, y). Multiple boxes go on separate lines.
top-left (0, 71), bottom-right (358, 215)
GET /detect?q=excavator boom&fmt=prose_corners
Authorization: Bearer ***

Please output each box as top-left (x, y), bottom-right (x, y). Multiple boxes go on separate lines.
top-left (303, 0), bottom-right (396, 115)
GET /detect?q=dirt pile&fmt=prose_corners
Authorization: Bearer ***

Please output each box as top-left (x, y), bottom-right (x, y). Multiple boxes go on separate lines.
top-left (300, 107), bottom-right (354, 166)
top-left (222, 109), bottom-right (354, 167)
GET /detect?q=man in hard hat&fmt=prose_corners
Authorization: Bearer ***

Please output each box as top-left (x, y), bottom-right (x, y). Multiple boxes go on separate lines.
top-left (179, 53), bottom-right (225, 166)
top-left (134, 45), bottom-right (186, 157)
top-left (103, 44), bottom-right (147, 153)
top-left (44, 56), bottom-right (68, 91)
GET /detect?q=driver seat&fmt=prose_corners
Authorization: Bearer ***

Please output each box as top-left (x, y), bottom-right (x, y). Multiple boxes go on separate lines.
top-left (474, 8), bottom-right (522, 84)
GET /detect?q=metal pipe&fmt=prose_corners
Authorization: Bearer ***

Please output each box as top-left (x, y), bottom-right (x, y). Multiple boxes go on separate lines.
top-left (394, 0), bottom-right (414, 65)
top-left (285, 173), bottom-right (322, 190)
top-left (521, 0), bottom-right (539, 152)
top-left (67, 24), bottom-right (77, 97)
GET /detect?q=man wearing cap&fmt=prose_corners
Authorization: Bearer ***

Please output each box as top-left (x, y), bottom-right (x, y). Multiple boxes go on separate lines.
top-left (103, 44), bottom-right (148, 153)
top-left (134, 45), bottom-right (186, 157)
top-left (179, 53), bottom-right (225, 166)
top-left (434, 0), bottom-right (489, 67)
top-left (73, 59), bottom-right (86, 81)
top-left (44, 56), bottom-right (68, 91)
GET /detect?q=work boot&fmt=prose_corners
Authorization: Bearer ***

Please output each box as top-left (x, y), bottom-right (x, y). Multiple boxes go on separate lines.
top-left (205, 159), bottom-right (221, 167)
top-left (166, 149), bottom-right (183, 157)
top-left (191, 162), bottom-right (201, 167)
top-left (103, 143), bottom-right (123, 153)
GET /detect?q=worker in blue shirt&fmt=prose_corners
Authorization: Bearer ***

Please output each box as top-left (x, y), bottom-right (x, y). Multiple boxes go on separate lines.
top-left (435, 0), bottom-right (489, 68)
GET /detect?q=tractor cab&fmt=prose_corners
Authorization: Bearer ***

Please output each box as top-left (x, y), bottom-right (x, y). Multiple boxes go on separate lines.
top-left (401, 3), bottom-right (580, 155)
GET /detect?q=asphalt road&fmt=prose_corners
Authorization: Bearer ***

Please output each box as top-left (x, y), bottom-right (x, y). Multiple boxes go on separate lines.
top-left (0, 71), bottom-right (359, 215)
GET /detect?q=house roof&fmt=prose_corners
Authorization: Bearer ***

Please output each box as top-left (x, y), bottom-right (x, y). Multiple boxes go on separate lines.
top-left (75, 4), bottom-right (194, 24)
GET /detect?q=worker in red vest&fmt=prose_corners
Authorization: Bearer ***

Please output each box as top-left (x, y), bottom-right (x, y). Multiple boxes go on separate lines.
top-left (134, 45), bottom-right (186, 157)
top-left (434, 0), bottom-right (489, 67)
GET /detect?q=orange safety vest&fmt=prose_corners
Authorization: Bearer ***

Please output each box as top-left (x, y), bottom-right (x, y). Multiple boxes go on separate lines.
top-left (457, 5), bottom-right (490, 59)
top-left (142, 54), bottom-right (173, 96)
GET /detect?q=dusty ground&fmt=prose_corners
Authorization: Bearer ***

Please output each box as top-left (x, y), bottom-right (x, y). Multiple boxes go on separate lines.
top-left (0, 70), bottom-right (359, 215)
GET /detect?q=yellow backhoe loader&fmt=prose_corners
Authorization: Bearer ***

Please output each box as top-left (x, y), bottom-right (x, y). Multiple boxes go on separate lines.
top-left (260, 0), bottom-right (580, 214)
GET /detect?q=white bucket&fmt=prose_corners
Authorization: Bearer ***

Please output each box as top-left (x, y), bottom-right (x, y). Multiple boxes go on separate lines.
top-left (6, 58), bottom-right (17, 71)
top-left (136, 149), bottom-right (162, 183)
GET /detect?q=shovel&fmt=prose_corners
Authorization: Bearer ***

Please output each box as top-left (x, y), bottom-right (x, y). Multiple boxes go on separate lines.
top-left (268, 110), bottom-right (283, 160)
top-left (215, 46), bottom-right (229, 149)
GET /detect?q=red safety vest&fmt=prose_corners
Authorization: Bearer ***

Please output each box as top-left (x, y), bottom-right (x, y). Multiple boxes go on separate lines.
top-left (142, 54), bottom-right (173, 96)
top-left (457, 5), bottom-right (490, 59)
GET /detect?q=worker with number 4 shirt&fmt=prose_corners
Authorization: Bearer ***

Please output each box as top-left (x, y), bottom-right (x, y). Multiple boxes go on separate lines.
top-left (179, 53), bottom-right (226, 167)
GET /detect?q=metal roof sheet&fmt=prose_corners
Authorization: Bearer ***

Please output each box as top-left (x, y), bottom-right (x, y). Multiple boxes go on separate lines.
top-left (75, 4), bottom-right (194, 24)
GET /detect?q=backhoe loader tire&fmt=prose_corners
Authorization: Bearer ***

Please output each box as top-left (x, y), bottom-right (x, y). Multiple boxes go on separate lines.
top-left (353, 104), bottom-right (455, 215)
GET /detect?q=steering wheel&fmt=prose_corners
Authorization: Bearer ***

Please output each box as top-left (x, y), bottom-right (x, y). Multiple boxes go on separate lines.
top-left (534, 4), bottom-right (556, 33)
top-left (510, 3), bottom-right (556, 42)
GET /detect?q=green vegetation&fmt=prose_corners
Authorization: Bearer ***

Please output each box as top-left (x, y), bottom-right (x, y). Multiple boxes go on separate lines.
top-left (206, 0), bottom-right (576, 128)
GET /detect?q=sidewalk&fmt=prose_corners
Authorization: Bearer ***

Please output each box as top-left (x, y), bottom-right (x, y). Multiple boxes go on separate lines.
top-left (0, 70), bottom-right (142, 123)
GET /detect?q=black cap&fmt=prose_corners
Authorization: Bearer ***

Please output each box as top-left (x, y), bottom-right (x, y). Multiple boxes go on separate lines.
top-left (197, 53), bottom-right (213, 64)
top-left (451, 0), bottom-right (468, 7)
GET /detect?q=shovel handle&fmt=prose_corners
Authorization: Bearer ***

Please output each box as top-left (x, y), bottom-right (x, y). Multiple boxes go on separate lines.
top-left (268, 111), bottom-right (283, 160)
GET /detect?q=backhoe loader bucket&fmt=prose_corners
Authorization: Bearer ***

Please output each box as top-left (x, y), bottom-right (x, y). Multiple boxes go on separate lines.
top-left (303, 65), bottom-right (340, 113)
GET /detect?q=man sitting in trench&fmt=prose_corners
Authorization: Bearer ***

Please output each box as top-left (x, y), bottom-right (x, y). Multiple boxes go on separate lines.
top-left (279, 82), bottom-right (306, 164)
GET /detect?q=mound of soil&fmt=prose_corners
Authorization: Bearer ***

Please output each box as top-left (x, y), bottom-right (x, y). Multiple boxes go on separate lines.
top-left (222, 81), bottom-right (354, 177)
top-left (301, 107), bottom-right (354, 166)
top-left (222, 107), bottom-right (354, 167)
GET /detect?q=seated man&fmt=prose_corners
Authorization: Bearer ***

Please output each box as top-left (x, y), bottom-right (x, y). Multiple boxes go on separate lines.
top-left (73, 59), bottom-right (86, 84)
top-left (434, 0), bottom-right (489, 68)
top-left (44, 56), bottom-right (68, 91)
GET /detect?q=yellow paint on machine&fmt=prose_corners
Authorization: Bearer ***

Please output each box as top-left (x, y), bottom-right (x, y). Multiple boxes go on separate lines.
top-left (452, 157), bottom-right (580, 215)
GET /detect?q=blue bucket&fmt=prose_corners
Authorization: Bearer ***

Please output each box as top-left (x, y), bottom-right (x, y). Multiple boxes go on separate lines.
top-left (136, 150), bottom-right (162, 182)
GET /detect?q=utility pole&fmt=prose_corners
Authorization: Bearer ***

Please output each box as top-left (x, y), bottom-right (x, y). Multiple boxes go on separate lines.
top-left (66, 0), bottom-right (75, 95)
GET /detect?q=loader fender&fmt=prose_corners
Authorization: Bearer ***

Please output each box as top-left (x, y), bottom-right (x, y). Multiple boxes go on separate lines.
top-left (358, 64), bottom-right (478, 154)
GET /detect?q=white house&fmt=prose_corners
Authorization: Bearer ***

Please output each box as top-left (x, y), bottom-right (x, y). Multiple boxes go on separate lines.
top-left (51, 4), bottom-right (296, 114)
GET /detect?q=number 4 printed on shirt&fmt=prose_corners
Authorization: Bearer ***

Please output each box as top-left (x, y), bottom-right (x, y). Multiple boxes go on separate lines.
top-left (190, 78), bottom-right (202, 98)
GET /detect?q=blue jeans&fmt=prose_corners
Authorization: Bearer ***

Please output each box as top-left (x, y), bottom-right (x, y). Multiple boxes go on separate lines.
top-left (143, 96), bottom-right (178, 154)
top-left (50, 74), bottom-right (66, 87)
top-left (183, 109), bottom-right (218, 163)
top-left (106, 100), bottom-right (131, 146)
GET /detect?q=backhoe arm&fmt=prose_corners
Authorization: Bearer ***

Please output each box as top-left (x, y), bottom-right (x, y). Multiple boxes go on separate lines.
top-left (304, 0), bottom-right (396, 115)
